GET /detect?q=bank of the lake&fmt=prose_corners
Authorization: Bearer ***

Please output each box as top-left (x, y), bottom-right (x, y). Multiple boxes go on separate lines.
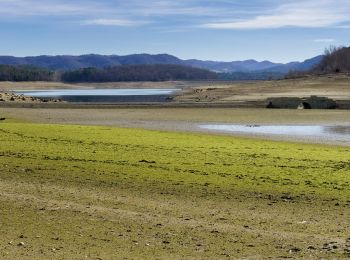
top-left (0, 121), bottom-right (349, 259)
top-left (2, 107), bottom-right (350, 146)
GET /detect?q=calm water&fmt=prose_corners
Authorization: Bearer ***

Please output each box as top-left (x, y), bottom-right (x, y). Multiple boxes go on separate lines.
top-left (16, 89), bottom-right (178, 97)
top-left (199, 124), bottom-right (350, 140)
top-left (15, 88), bottom-right (178, 102)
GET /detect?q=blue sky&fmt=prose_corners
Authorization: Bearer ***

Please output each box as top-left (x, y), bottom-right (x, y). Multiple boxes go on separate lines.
top-left (0, 0), bottom-right (349, 62)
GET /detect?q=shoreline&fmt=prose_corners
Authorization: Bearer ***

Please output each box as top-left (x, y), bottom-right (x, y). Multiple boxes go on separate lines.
top-left (1, 75), bottom-right (350, 108)
top-left (1, 107), bottom-right (350, 147)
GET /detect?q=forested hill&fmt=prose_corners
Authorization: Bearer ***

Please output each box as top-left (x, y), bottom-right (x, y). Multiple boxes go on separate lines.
top-left (313, 46), bottom-right (350, 74)
top-left (0, 64), bottom-right (217, 82)
top-left (0, 53), bottom-right (322, 73)
top-left (60, 64), bottom-right (217, 83)
top-left (0, 65), bottom-right (54, 81)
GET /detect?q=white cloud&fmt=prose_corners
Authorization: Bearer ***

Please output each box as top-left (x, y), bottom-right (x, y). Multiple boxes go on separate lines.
top-left (83, 19), bottom-right (145, 27)
top-left (122, 1), bottom-right (228, 17)
top-left (1, 0), bottom-right (350, 30)
top-left (336, 24), bottom-right (350, 29)
top-left (201, 0), bottom-right (350, 29)
top-left (0, 0), bottom-right (149, 26)
top-left (0, 0), bottom-right (104, 16)
top-left (0, 0), bottom-right (231, 18)
top-left (313, 39), bottom-right (336, 43)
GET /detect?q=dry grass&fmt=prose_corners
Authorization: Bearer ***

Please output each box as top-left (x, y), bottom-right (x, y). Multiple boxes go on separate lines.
top-left (175, 74), bottom-right (350, 103)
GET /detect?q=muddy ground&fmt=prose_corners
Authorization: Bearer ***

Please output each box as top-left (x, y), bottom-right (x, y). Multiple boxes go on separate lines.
top-left (1, 107), bottom-right (350, 146)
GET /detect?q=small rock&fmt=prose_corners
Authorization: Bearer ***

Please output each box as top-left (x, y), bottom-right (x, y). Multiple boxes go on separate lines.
top-left (297, 220), bottom-right (308, 224)
top-left (139, 159), bottom-right (156, 164)
top-left (289, 247), bottom-right (301, 253)
top-left (18, 242), bottom-right (25, 247)
top-left (281, 194), bottom-right (293, 201)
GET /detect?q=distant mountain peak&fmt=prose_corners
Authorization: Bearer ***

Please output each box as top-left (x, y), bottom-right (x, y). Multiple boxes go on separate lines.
top-left (0, 53), bottom-right (323, 73)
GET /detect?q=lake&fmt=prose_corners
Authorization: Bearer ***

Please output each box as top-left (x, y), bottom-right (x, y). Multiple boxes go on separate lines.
top-left (15, 89), bottom-right (179, 103)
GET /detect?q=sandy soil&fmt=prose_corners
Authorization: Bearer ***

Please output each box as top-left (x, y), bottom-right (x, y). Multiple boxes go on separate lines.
top-left (0, 81), bottom-right (201, 91)
top-left (174, 74), bottom-right (350, 103)
top-left (2, 74), bottom-right (350, 102)
top-left (1, 75), bottom-right (350, 110)
top-left (1, 178), bottom-right (349, 259)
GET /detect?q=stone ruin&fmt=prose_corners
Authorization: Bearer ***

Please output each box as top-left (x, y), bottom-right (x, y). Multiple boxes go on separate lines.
top-left (266, 96), bottom-right (337, 109)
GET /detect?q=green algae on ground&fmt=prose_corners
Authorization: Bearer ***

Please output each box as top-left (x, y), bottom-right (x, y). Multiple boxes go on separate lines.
top-left (0, 122), bottom-right (349, 201)
top-left (0, 122), bottom-right (349, 259)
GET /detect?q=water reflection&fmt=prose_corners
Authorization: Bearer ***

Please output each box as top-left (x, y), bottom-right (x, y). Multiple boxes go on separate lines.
top-left (15, 89), bottom-right (178, 97)
top-left (14, 88), bottom-right (178, 103)
top-left (324, 125), bottom-right (350, 135)
top-left (199, 124), bottom-right (350, 140)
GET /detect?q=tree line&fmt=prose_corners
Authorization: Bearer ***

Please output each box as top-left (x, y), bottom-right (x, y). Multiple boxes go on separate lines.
top-left (218, 71), bottom-right (284, 81)
top-left (0, 64), bottom-right (217, 82)
top-left (2, 47), bottom-right (350, 82)
top-left (313, 46), bottom-right (350, 74)
top-left (0, 65), bottom-right (54, 81)
top-left (285, 46), bottom-right (350, 78)
top-left (60, 64), bottom-right (217, 82)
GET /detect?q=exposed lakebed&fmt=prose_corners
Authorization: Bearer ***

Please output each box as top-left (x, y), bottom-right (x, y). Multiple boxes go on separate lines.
top-left (15, 89), bottom-right (179, 102)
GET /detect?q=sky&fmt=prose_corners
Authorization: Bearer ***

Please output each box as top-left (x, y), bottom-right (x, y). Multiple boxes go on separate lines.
top-left (0, 0), bottom-right (349, 63)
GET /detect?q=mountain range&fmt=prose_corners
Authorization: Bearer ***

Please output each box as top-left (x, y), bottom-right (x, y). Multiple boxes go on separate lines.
top-left (0, 54), bottom-right (323, 73)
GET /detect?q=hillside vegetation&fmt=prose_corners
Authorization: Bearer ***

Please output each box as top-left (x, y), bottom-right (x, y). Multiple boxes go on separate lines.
top-left (60, 64), bottom-right (217, 83)
top-left (1, 48), bottom-right (349, 82)
top-left (0, 64), bottom-right (217, 83)
top-left (0, 65), bottom-right (54, 82)
top-left (286, 46), bottom-right (350, 78)
top-left (314, 46), bottom-right (350, 74)
top-left (0, 53), bottom-right (321, 73)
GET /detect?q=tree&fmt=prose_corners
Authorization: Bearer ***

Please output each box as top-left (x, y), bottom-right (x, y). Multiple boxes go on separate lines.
top-left (314, 46), bottom-right (350, 73)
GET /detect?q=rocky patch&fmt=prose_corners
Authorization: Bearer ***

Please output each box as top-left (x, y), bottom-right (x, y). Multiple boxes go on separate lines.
top-left (0, 92), bottom-right (62, 103)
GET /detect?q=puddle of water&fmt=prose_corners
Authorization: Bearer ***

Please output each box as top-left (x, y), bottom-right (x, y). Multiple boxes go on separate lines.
top-left (15, 89), bottom-right (178, 97)
top-left (199, 124), bottom-right (350, 140)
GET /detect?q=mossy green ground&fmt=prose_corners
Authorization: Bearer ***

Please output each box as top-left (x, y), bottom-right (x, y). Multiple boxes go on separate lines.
top-left (0, 122), bottom-right (349, 259)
